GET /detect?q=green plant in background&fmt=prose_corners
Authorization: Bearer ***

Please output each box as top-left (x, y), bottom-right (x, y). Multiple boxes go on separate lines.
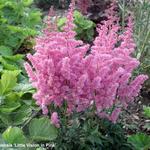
top-left (1, 117), bottom-right (58, 150)
top-left (0, 0), bottom-right (41, 54)
top-left (127, 106), bottom-right (150, 150)
top-left (118, 1), bottom-right (150, 148)
top-left (132, 1), bottom-right (150, 79)
top-left (0, 70), bottom-right (35, 129)
top-left (0, 54), bottom-right (58, 149)
top-left (57, 10), bottom-right (95, 43)
top-left (143, 106), bottom-right (150, 130)
top-left (143, 106), bottom-right (150, 118)
top-left (128, 133), bottom-right (150, 150)
top-left (0, 54), bottom-right (24, 71)
top-left (118, 0), bottom-right (150, 83)
top-left (0, 68), bottom-right (58, 149)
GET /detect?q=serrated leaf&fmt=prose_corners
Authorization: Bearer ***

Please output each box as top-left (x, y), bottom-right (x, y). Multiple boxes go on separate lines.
top-left (0, 46), bottom-right (13, 56)
top-left (29, 117), bottom-right (58, 141)
top-left (14, 83), bottom-right (33, 93)
top-left (12, 105), bottom-right (32, 125)
top-left (0, 70), bottom-right (20, 95)
top-left (0, 113), bottom-right (12, 126)
top-left (0, 102), bottom-right (21, 113)
top-left (4, 54), bottom-right (24, 61)
top-left (2, 127), bottom-right (26, 144)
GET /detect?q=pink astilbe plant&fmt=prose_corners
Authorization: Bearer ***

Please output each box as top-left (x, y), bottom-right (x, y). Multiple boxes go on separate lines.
top-left (25, 1), bottom-right (148, 123)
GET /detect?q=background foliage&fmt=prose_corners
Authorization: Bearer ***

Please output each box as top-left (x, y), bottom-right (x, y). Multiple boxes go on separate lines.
top-left (0, 0), bottom-right (41, 55)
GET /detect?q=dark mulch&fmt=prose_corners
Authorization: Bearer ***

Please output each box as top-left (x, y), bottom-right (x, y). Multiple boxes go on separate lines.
top-left (120, 88), bottom-right (150, 135)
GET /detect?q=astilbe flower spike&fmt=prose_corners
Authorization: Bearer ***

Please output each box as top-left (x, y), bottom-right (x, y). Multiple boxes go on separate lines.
top-left (25, 1), bottom-right (148, 123)
top-left (51, 112), bottom-right (60, 128)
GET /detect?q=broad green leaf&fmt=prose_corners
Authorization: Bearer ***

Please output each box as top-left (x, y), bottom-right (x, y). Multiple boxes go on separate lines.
top-left (14, 83), bottom-right (33, 93)
top-left (0, 64), bottom-right (3, 72)
top-left (5, 92), bottom-right (20, 102)
top-left (0, 46), bottom-right (13, 56)
top-left (128, 133), bottom-right (150, 150)
top-left (0, 70), bottom-right (20, 95)
top-left (0, 96), bottom-right (5, 105)
top-left (2, 127), bottom-right (26, 144)
top-left (23, 0), bottom-right (33, 6)
top-left (0, 92), bottom-right (21, 113)
top-left (0, 102), bottom-right (21, 113)
top-left (29, 117), bottom-right (58, 141)
top-left (0, 57), bottom-right (19, 70)
top-left (0, 54), bottom-right (24, 70)
top-left (0, 133), bottom-right (22, 150)
top-left (0, 113), bottom-right (12, 126)
top-left (143, 106), bottom-right (150, 118)
top-left (57, 17), bottom-right (67, 31)
top-left (4, 54), bottom-right (24, 62)
top-left (36, 148), bottom-right (46, 150)
top-left (12, 105), bottom-right (32, 125)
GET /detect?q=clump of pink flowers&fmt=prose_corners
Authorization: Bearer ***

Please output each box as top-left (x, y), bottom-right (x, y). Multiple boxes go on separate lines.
top-left (25, 1), bottom-right (148, 123)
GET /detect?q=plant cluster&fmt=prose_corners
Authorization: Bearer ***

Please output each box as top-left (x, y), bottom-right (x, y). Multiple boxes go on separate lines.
top-left (118, 0), bottom-right (150, 84)
top-left (0, 0), bottom-right (41, 55)
top-left (57, 10), bottom-right (95, 43)
top-left (25, 2), bottom-right (148, 124)
top-left (0, 54), bottom-right (44, 150)
top-left (127, 106), bottom-right (150, 150)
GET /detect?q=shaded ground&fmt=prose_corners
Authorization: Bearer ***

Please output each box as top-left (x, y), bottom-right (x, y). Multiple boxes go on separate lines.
top-left (120, 89), bottom-right (150, 135)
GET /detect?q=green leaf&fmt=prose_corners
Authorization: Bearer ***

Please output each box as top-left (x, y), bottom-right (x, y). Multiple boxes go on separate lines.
top-left (12, 105), bottom-right (32, 125)
top-left (14, 83), bottom-right (33, 93)
top-left (0, 57), bottom-right (19, 70)
top-left (3, 54), bottom-right (24, 61)
top-left (143, 106), bottom-right (150, 118)
top-left (0, 54), bottom-right (24, 70)
top-left (36, 148), bottom-right (46, 150)
top-left (2, 127), bottom-right (26, 144)
top-left (0, 64), bottom-right (3, 72)
top-left (0, 102), bottom-right (21, 113)
top-left (0, 113), bottom-right (12, 126)
top-left (0, 70), bottom-right (20, 95)
top-left (0, 46), bottom-right (13, 56)
top-left (0, 96), bottom-right (5, 105)
top-left (29, 117), bottom-right (58, 141)
top-left (57, 17), bottom-right (67, 31)
top-left (128, 133), bottom-right (150, 150)
top-left (23, 0), bottom-right (33, 6)
top-left (0, 92), bottom-right (21, 113)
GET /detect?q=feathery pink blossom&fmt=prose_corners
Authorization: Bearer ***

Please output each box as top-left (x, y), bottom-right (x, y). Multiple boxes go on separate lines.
top-left (51, 112), bottom-right (60, 128)
top-left (25, 2), bottom-right (148, 123)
